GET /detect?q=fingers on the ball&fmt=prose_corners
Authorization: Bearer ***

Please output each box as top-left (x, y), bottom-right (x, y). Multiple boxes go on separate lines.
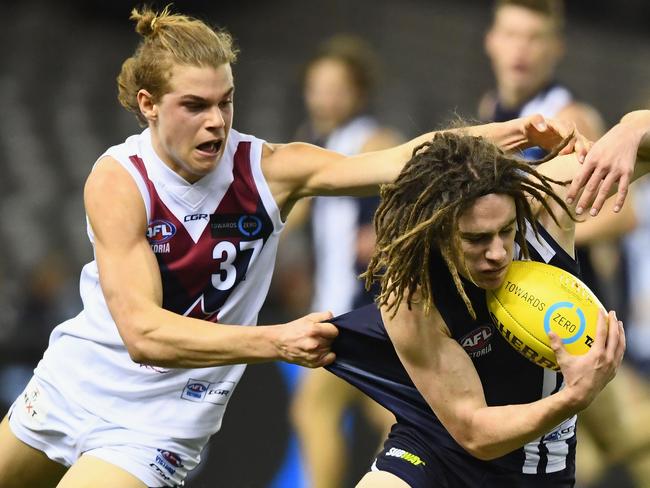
top-left (548, 331), bottom-right (564, 354)
top-left (594, 309), bottom-right (609, 349)
top-left (614, 320), bottom-right (626, 364)
top-left (603, 311), bottom-right (620, 362)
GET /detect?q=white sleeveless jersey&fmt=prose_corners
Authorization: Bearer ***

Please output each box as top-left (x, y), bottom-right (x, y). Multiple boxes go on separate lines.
top-left (517, 84), bottom-right (572, 118)
top-left (311, 116), bottom-right (378, 315)
top-left (35, 128), bottom-right (284, 439)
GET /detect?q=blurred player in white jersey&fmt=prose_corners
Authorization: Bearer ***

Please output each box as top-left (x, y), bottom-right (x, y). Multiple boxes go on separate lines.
top-left (289, 34), bottom-right (400, 488)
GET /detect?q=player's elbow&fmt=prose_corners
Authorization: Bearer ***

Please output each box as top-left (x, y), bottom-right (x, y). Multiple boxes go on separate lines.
top-left (463, 443), bottom-right (502, 461)
top-left (455, 431), bottom-right (504, 461)
top-left (124, 336), bottom-right (152, 364)
top-left (120, 323), bottom-right (152, 363)
top-left (115, 313), bottom-right (160, 364)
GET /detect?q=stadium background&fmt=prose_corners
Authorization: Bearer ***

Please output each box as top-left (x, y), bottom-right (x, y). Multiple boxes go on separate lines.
top-left (0, 0), bottom-right (648, 486)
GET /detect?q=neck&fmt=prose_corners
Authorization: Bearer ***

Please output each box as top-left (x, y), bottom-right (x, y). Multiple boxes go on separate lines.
top-left (311, 119), bottom-right (338, 137)
top-left (311, 112), bottom-right (360, 138)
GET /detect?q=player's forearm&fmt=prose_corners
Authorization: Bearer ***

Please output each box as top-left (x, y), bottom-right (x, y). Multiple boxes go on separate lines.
top-left (620, 110), bottom-right (650, 161)
top-left (360, 120), bottom-right (525, 187)
top-left (119, 306), bottom-right (282, 368)
top-left (298, 118), bottom-right (544, 199)
top-left (464, 388), bottom-right (581, 460)
top-left (462, 119), bottom-right (529, 152)
top-left (402, 120), bottom-right (525, 158)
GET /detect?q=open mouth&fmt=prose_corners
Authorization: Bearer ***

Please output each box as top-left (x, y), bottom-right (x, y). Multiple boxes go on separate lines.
top-left (196, 140), bottom-right (223, 155)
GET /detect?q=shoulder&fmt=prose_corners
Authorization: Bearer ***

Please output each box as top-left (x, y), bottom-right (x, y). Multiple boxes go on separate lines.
top-left (361, 127), bottom-right (404, 152)
top-left (477, 90), bottom-right (498, 121)
top-left (556, 101), bottom-right (605, 140)
top-left (84, 156), bottom-right (145, 217)
top-left (86, 156), bottom-right (136, 191)
top-left (261, 141), bottom-right (343, 176)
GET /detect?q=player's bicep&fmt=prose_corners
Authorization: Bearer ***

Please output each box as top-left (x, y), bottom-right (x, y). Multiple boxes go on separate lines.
top-left (264, 141), bottom-right (405, 208)
top-left (84, 158), bottom-right (162, 330)
top-left (381, 300), bottom-right (487, 438)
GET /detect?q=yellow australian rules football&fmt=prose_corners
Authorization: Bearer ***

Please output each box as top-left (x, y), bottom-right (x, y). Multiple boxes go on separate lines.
top-left (486, 260), bottom-right (605, 371)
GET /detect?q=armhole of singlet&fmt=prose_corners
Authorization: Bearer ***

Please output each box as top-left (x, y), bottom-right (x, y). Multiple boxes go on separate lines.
top-left (249, 137), bottom-right (285, 232)
top-left (107, 154), bottom-right (152, 223)
top-left (86, 154), bottom-right (153, 242)
top-left (523, 220), bottom-right (579, 274)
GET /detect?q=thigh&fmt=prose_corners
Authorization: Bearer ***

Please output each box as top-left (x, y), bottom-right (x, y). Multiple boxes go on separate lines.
top-left (294, 367), bottom-right (359, 413)
top-left (360, 394), bottom-right (395, 436)
top-left (356, 470), bottom-right (412, 488)
top-left (0, 414), bottom-right (67, 488)
top-left (57, 455), bottom-right (147, 488)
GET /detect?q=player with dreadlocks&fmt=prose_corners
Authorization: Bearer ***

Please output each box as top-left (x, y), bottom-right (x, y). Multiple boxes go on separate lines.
top-left (325, 128), bottom-right (650, 488)
top-left (367, 132), bottom-right (572, 320)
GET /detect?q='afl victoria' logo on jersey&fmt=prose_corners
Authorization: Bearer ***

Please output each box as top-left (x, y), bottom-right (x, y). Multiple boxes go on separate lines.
top-left (147, 219), bottom-right (177, 243)
top-left (184, 382), bottom-right (207, 399)
top-left (181, 378), bottom-right (236, 406)
top-left (460, 325), bottom-right (493, 358)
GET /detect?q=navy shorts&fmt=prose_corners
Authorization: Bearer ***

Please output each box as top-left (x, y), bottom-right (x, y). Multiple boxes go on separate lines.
top-left (370, 423), bottom-right (575, 488)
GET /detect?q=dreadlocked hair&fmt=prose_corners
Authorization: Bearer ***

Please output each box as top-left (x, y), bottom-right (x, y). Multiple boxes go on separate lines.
top-left (364, 131), bottom-right (575, 319)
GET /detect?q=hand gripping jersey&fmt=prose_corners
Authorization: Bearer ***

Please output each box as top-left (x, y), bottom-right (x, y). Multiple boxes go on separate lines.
top-left (328, 222), bottom-right (579, 478)
top-left (35, 128), bottom-right (284, 439)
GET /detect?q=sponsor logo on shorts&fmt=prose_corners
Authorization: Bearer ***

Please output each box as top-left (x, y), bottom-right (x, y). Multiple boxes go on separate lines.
top-left (23, 389), bottom-right (40, 418)
top-left (459, 324), bottom-right (493, 358)
top-left (148, 462), bottom-right (171, 481)
top-left (150, 448), bottom-right (184, 479)
top-left (385, 447), bottom-right (426, 466)
top-left (181, 379), bottom-right (235, 405)
top-left (20, 380), bottom-right (48, 426)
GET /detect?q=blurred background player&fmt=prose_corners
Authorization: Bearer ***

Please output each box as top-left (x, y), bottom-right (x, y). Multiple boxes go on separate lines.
top-left (287, 34), bottom-right (401, 488)
top-left (480, 1), bottom-right (650, 485)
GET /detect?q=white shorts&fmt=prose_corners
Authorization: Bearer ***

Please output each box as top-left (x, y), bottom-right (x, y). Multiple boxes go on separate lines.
top-left (8, 375), bottom-right (210, 487)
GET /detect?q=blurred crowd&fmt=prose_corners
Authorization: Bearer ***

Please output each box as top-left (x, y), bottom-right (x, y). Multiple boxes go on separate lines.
top-left (1, 1), bottom-right (650, 487)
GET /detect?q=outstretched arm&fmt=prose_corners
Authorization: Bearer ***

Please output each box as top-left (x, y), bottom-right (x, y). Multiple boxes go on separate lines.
top-left (85, 157), bottom-right (338, 369)
top-left (265, 114), bottom-right (584, 218)
top-left (383, 299), bottom-right (624, 461)
top-left (566, 109), bottom-right (650, 216)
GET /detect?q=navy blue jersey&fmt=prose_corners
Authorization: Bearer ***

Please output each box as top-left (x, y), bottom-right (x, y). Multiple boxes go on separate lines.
top-left (327, 221), bottom-right (580, 485)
